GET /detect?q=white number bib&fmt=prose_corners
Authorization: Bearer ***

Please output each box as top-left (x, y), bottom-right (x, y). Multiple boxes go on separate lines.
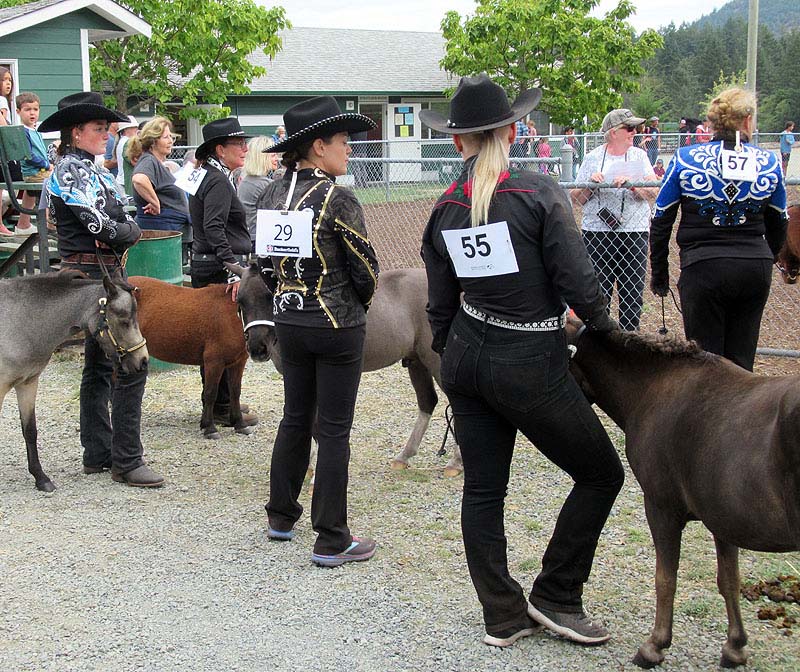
top-left (173, 166), bottom-right (208, 195)
top-left (721, 148), bottom-right (758, 182)
top-left (442, 221), bottom-right (519, 278)
top-left (255, 209), bottom-right (313, 258)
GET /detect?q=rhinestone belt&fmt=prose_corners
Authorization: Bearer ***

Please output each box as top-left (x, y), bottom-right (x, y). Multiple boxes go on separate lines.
top-left (462, 302), bottom-right (566, 332)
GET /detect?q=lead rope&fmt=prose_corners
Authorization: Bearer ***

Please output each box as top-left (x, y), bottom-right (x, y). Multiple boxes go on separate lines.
top-left (659, 289), bottom-right (683, 335)
top-left (437, 404), bottom-right (456, 457)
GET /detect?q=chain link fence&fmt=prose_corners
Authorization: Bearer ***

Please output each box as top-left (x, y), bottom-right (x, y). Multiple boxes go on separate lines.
top-left (171, 136), bottom-right (800, 355)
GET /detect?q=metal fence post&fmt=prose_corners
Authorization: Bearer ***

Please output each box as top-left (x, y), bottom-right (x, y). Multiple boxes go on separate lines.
top-left (561, 144), bottom-right (574, 180)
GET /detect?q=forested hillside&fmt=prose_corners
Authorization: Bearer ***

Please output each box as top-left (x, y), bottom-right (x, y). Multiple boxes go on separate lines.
top-left (631, 17), bottom-right (800, 132)
top-left (694, 0), bottom-right (800, 36)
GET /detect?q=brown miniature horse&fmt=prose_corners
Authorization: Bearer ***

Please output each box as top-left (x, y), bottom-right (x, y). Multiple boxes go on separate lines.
top-left (565, 316), bottom-right (799, 668)
top-left (775, 203), bottom-right (800, 283)
top-left (131, 276), bottom-right (267, 440)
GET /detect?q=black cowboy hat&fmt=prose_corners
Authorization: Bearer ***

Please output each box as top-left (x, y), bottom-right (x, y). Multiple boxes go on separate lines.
top-left (38, 92), bottom-right (129, 133)
top-left (195, 117), bottom-right (252, 161)
top-left (266, 96), bottom-right (376, 153)
top-left (419, 73), bottom-right (541, 135)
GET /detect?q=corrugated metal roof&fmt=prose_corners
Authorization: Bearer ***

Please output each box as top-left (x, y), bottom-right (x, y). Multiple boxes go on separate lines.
top-left (0, 0), bottom-right (63, 22)
top-left (247, 27), bottom-right (454, 94)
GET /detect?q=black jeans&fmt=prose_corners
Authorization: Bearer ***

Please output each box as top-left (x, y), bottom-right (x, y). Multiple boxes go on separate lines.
top-left (440, 311), bottom-right (623, 634)
top-left (678, 257), bottom-right (772, 371)
top-left (266, 323), bottom-right (366, 555)
top-left (190, 260), bottom-right (232, 410)
top-left (583, 230), bottom-right (648, 331)
top-left (65, 262), bottom-right (147, 474)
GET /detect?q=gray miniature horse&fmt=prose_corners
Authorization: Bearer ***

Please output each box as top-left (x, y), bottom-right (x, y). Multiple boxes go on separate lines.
top-left (565, 315), bottom-right (799, 668)
top-left (228, 263), bottom-right (462, 475)
top-left (0, 270), bottom-right (148, 492)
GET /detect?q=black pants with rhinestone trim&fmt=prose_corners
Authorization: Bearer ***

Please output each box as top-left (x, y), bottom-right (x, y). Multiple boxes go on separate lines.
top-left (266, 322), bottom-right (366, 555)
top-left (441, 310), bottom-right (624, 634)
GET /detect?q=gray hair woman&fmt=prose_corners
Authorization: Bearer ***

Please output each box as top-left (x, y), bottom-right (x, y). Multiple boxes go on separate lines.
top-left (236, 135), bottom-right (277, 248)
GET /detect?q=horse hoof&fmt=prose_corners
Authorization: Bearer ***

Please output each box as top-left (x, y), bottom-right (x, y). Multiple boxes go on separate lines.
top-left (720, 646), bottom-right (747, 668)
top-left (632, 646), bottom-right (663, 669)
top-left (390, 459), bottom-right (408, 470)
top-left (36, 480), bottom-right (56, 493)
top-left (443, 466), bottom-right (463, 478)
top-left (235, 425), bottom-right (255, 435)
top-left (204, 431), bottom-right (222, 440)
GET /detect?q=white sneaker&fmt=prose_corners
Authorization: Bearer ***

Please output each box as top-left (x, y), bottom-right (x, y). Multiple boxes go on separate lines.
top-left (13, 226), bottom-right (36, 236)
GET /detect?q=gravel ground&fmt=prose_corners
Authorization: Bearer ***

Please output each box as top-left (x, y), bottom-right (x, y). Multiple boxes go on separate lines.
top-left (1, 349), bottom-right (798, 672)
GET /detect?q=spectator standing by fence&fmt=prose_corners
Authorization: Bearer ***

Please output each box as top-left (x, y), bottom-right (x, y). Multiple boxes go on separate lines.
top-left (644, 117), bottom-right (660, 166)
top-left (237, 135), bottom-right (276, 250)
top-left (651, 88), bottom-right (787, 372)
top-left (572, 109), bottom-right (659, 331)
top-left (780, 121), bottom-right (795, 176)
top-left (114, 115), bottom-right (138, 195)
top-left (695, 118), bottom-right (712, 144)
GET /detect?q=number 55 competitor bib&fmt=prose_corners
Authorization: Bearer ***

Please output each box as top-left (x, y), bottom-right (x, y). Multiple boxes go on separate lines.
top-left (442, 220), bottom-right (519, 277)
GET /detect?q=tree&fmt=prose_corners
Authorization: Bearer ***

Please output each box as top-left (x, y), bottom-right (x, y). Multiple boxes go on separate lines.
top-left (439, 0), bottom-right (662, 126)
top-left (90, 0), bottom-right (289, 122)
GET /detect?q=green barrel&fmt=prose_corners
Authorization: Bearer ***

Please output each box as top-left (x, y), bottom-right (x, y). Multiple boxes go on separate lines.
top-left (0, 249), bottom-right (20, 277)
top-left (125, 229), bottom-right (184, 372)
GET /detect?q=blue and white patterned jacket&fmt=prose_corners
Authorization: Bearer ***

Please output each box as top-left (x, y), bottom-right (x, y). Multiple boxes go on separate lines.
top-left (650, 139), bottom-right (787, 284)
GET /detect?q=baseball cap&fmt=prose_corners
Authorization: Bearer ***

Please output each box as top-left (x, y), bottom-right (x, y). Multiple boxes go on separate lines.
top-left (117, 115), bottom-right (139, 133)
top-left (601, 109), bottom-right (645, 133)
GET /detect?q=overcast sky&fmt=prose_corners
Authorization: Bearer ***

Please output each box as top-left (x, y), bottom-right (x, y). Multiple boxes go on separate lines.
top-left (264, 0), bottom-right (733, 33)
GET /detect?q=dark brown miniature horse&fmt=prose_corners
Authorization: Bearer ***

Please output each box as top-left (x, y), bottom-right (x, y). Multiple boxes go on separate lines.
top-left (775, 203), bottom-right (800, 283)
top-left (131, 276), bottom-right (269, 440)
top-left (565, 316), bottom-right (799, 668)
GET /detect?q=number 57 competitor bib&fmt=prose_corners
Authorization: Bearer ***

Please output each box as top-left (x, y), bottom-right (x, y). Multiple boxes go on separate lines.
top-left (442, 220), bottom-right (519, 277)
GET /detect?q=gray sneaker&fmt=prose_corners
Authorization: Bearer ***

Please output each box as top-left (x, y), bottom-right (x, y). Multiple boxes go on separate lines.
top-left (527, 603), bottom-right (611, 645)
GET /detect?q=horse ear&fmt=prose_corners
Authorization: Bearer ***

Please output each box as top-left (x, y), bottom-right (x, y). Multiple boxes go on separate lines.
top-left (103, 273), bottom-right (117, 298)
top-left (224, 262), bottom-right (244, 277)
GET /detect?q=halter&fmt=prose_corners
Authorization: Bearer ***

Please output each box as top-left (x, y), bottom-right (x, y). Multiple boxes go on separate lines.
top-left (238, 307), bottom-right (274, 334)
top-left (776, 260), bottom-right (798, 282)
top-left (94, 296), bottom-right (147, 361)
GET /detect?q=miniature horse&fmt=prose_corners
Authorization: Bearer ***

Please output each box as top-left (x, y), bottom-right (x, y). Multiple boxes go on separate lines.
top-left (0, 270), bottom-right (147, 491)
top-left (565, 316), bottom-right (799, 668)
top-left (775, 203), bottom-right (800, 283)
top-left (131, 276), bottom-right (267, 440)
top-left (229, 263), bottom-right (463, 475)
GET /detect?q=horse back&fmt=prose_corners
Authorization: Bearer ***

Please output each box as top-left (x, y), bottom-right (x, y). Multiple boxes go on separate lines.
top-left (130, 276), bottom-right (245, 366)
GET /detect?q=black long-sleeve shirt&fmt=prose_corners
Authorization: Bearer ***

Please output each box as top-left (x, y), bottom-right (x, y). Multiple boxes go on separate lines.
top-left (257, 167), bottom-right (379, 329)
top-left (421, 157), bottom-right (613, 352)
top-left (189, 163), bottom-right (251, 264)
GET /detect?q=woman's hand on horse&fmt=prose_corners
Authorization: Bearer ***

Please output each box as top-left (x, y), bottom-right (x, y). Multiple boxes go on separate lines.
top-left (226, 281), bottom-right (240, 302)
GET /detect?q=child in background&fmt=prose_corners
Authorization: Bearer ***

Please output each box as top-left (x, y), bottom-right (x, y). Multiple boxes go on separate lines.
top-left (653, 158), bottom-right (665, 179)
top-left (14, 92), bottom-right (51, 234)
top-left (0, 67), bottom-right (13, 234)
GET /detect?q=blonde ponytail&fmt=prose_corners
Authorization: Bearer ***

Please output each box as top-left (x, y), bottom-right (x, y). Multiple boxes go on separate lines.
top-left (464, 127), bottom-right (510, 228)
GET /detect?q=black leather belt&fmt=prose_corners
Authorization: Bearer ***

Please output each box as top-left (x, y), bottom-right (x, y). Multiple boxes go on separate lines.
top-left (191, 252), bottom-right (247, 264)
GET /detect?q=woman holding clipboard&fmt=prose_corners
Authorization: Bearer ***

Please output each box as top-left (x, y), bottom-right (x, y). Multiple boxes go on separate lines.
top-left (420, 74), bottom-right (622, 649)
top-left (256, 97), bottom-right (380, 567)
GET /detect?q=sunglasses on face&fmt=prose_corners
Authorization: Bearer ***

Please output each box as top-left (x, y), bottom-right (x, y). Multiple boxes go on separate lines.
top-left (224, 139), bottom-right (247, 148)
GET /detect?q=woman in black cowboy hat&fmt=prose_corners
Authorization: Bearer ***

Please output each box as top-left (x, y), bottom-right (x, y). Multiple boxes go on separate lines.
top-left (40, 91), bottom-right (163, 487)
top-left (420, 73), bottom-right (622, 647)
top-left (188, 117), bottom-right (258, 429)
top-left (256, 96), bottom-right (380, 567)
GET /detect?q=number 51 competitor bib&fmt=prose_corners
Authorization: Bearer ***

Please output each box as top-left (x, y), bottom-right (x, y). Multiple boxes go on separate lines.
top-left (442, 220), bottom-right (519, 277)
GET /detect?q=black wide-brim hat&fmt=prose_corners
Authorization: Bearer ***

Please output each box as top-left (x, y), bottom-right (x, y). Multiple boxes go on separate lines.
top-left (195, 117), bottom-right (252, 161)
top-left (419, 73), bottom-right (541, 135)
top-left (266, 96), bottom-right (376, 153)
top-left (39, 91), bottom-right (129, 133)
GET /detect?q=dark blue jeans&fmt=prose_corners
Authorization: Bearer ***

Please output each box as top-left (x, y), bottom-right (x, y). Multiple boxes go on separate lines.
top-left (440, 311), bottom-right (624, 633)
top-left (583, 230), bottom-right (648, 331)
top-left (65, 262), bottom-right (147, 474)
top-left (678, 257), bottom-right (772, 371)
top-left (266, 323), bottom-right (366, 555)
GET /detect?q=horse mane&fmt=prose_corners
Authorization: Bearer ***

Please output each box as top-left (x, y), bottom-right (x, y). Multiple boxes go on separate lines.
top-left (602, 328), bottom-right (713, 363)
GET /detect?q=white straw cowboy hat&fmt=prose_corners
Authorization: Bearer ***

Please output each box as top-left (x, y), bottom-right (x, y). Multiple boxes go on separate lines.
top-left (419, 73), bottom-right (542, 135)
top-left (265, 96), bottom-right (376, 153)
top-left (39, 91), bottom-right (128, 133)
